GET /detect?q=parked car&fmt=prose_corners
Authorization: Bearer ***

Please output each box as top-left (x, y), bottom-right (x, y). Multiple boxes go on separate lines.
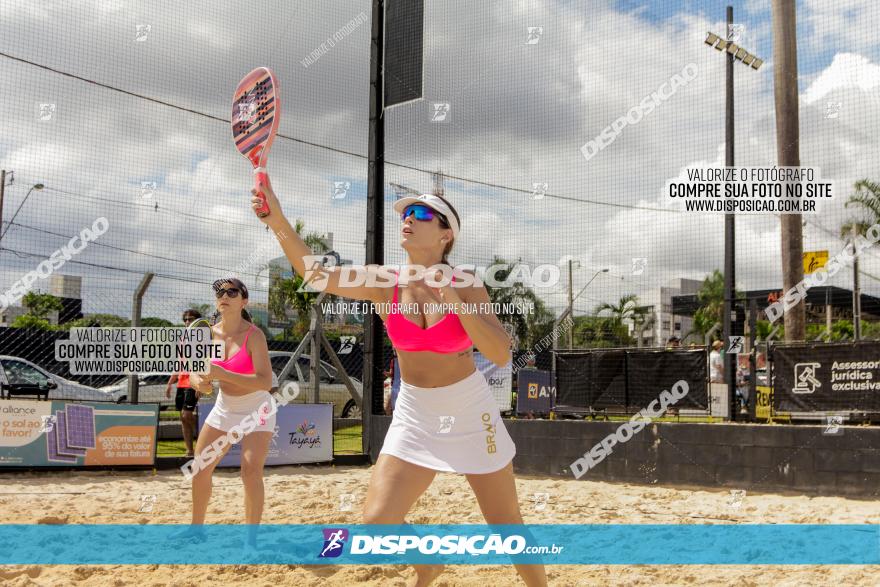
top-left (99, 373), bottom-right (175, 409)
top-left (0, 355), bottom-right (123, 403)
top-left (269, 351), bottom-right (363, 418)
top-left (104, 372), bottom-right (281, 410)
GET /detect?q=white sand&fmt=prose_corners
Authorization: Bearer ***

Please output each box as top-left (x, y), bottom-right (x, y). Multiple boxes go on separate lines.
top-left (0, 465), bottom-right (877, 586)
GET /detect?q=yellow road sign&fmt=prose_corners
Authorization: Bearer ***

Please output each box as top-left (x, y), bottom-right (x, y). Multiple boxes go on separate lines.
top-left (803, 250), bottom-right (828, 274)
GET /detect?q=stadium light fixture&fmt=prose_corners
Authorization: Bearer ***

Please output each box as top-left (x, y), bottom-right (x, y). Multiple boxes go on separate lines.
top-left (705, 30), bottom-right (763, 70)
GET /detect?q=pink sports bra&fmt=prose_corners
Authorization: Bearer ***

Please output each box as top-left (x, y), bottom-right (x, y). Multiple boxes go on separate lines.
top-left (210, 323), bottom-right (256, 374)
top-left (384, 270), bottom-right (473, 353)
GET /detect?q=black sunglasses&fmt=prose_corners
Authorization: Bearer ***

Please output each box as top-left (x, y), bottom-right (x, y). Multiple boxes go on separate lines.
top-left (215, 288), bottom-right (241, 299)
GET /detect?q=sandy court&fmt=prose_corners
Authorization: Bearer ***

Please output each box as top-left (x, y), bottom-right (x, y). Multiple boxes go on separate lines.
top-left (0, 465), bottom-right (877, 586)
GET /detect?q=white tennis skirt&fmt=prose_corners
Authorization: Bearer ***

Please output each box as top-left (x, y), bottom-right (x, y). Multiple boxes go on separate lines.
top-left (203, 388), bottom-right (276, 434)
top-left (380, 368), bottom-right (516, 474)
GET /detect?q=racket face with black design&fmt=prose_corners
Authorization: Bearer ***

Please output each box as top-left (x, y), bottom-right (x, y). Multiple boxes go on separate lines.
top-left (232, 67), bottom-right (280, 216)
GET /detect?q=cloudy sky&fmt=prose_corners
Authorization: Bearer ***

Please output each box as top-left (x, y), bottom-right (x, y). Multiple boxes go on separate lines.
top-left (0, 0), bottom-right (878, 322)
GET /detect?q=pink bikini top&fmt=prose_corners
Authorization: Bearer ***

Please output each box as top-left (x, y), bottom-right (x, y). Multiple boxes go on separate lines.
top-left (384, 270), bottom-right (473, 353)
top-left (210, 323), bottom-right (256, 374)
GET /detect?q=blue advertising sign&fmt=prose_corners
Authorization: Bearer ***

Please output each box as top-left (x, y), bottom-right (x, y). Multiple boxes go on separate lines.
top-left (516, 369), bottom-right (555, 415)
top-left (0, 399), bottom-right (158, 467)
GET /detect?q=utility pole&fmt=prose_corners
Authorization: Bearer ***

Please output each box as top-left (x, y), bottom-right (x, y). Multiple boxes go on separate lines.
top-left (0, 170), bottom-right (6, 247)
top-left (567, 259), bottom-right (574, 348)
top-left (773, 0), bottom-right (805, 341)
top-left (852, 226), bottom-right (862, 339)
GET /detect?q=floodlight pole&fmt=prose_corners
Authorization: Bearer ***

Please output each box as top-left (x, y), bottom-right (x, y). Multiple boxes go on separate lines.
top-left (722, 5), bottom-right (737, 421)
top-left (704, 6), bottom-right (763, 421)
top-left (364, 0), bottom-right (386, 456)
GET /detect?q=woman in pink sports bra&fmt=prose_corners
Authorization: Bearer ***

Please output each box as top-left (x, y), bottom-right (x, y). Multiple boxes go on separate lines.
top-left (252, 180), bottom-right (547, 586)
top-left (177, 277), bottom-right (276, 545)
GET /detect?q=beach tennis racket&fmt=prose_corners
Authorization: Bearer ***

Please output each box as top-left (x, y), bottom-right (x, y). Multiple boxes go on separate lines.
top-left (186, 317), bottom-right (216, 397)
top-left (232, 67), bottom-right (281, 218)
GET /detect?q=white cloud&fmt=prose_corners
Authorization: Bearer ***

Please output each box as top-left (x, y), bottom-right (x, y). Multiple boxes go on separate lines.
top-left (802, 52), bottom-right (880, 104)
top-left (804, 0), bottom-right (880, 55)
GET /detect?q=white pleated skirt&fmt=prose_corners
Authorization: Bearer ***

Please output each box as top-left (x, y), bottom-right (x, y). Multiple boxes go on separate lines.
top-left (380, 368), bottom-right (516, 474)
top-left (204, 389), bottom-right (276, 434)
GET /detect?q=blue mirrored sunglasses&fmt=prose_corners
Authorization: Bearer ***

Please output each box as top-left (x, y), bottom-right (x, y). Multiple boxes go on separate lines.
top-left (401, 204), bottom-right (443, 222)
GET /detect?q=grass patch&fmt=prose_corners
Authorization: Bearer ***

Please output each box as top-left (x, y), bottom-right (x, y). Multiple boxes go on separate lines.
top-left (334, 424), bottom-right (362, 454)
top-left (157, 439), bottom-right (188, 457)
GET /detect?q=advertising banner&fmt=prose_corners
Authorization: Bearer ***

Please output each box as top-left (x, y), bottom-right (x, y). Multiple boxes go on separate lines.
top-left (0, 399), bottom-right (157, 467)
top-left (198, 402), bottom-right (333, 466)
top-left (772, 342), bottom-right (880, 413)
top-left (390, 352), bottom-right (512, 412)
top-left (473, 351), bottom-right (512, 411)
top-left (516, 369), bottom-right (554, 415)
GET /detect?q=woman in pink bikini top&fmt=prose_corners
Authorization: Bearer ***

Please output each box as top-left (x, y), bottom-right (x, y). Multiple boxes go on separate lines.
top-left (250, 182), bottom-right (546, 586)
top-left (383, 269), bottom-right (473, 354)
top-left (189, 278), bottom-right (273, 397)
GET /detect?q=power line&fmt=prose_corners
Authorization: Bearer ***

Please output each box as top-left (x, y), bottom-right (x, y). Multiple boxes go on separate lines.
top-left (3, 220), bottom-right (268, 279)
top-left (5, 180), bottom-right (368, 249)
top-left (0, 51), bottom-right (678, 214)
top-left (0, 246), bottom-right (269, 293)
top-left (0, 50), bottom-right (361, 161)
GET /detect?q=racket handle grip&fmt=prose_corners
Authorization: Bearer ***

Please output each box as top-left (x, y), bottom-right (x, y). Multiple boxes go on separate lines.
top-left (253, 168), bottom-right (271, 217)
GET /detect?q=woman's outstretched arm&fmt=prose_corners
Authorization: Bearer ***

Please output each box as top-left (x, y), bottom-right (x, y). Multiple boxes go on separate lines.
top-left (252, 178), bottom-right (391, 303)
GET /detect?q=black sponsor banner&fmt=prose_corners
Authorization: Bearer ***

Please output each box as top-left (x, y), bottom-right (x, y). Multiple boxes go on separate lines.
top-left (555, 350), bottom-right (626, 410)
top-left (516, 369), bottom-right (554, 415)
top-left (772, 342), bottom-right (880, 413)
top-left (626, 350), bottom-right (708, 411)
top-left (555, 349), bottom-right (708, 412)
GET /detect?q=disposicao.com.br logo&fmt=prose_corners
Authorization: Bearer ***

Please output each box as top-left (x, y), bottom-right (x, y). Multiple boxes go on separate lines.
top-left (317, 527), bottom-right (562, 558)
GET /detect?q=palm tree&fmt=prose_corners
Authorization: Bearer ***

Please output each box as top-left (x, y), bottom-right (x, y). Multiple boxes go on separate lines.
top-left (595, 294), bottom-right (646, 346)
top-left (483, 256), bottom-right (555, 349)
top-left (693, 270), bottom-right (724, 335)
top-left (267, 219), bottom-right (330, 339)
top-left (844, 179), bottom-right (880, 222)
top-left (841, 179), bottom-right (880, 340)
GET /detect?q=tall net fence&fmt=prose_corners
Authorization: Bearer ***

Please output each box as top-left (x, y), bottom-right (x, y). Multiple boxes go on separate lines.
top-left (1, 2), bottom-right (879, 424)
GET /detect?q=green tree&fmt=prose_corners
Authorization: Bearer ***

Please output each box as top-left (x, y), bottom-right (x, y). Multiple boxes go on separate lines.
top-left (21, 292), bottom-right (63, 320)
top-left (572, 315), bottom-right (626, 348)
top-left (685, 270), bottom-right (745, 341)
top-left (11, 314), bottom-right (53, 330)
top-left (483, 256), bottom-right (555, 349)
top-left (140, 317), bottom-right (175, 327)
top-left (595, 294), bottom-right (646, 346)
top-left (844, 179), bottom-right (880, 223)
top-left (267, 219), bottom-right (331, 339)
top-left (692, 270), bottom-right (724, 337)
top-left (838, 179), bottom-right (880, 339)
top-left (753, 319), bottom-right (776, 341)
top-left (61, 313), bottom-right (130, 329)
top-left (861, 321), bottom-right (880, 340)
top-left (831, 319), bottom-right (854, 340)
top-left (187, 303), bottom-right (213, 322)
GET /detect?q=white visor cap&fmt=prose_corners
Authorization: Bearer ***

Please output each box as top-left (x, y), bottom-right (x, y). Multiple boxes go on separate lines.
top-left (393, 194), bottom-right (460, 239)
